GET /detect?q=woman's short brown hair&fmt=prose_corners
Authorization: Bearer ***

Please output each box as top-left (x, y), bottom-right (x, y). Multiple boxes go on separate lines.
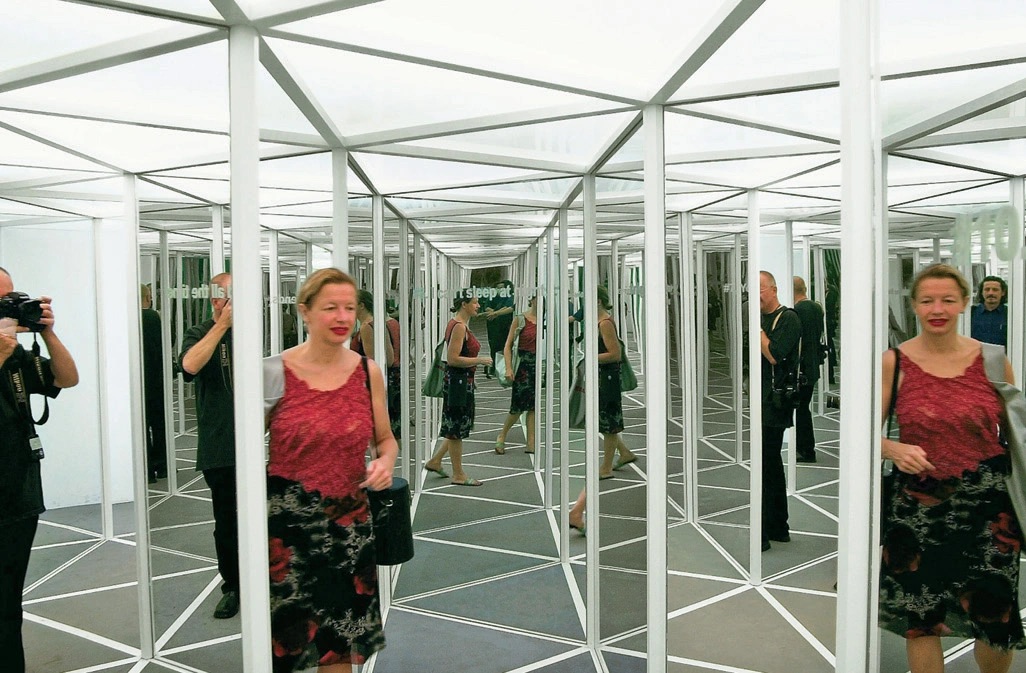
top-left (450, 288), bottom-right (475, 313)
top-left (297, 268), bottom-right (356, 307)
top-left (910, 263), bottom-right (970, 301)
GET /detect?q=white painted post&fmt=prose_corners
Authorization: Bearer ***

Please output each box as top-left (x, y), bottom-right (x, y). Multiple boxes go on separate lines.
top-left (228, 25), bottom-right (272, 673)
top-left (332, 148), bottom-right (349, 272)
top-left (746, 190), bottom-right (764, 585)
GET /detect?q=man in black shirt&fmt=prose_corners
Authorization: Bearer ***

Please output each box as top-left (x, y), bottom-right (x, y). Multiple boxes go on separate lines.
top-left (179, 273), bottom-right (239, 619)
top-left (758, 271), bottom-right (800, 551)
top-left (792, 277), bottom-right (825, 463)
top-left (0, 266), bottom-right (78, 673)
top-left (141, 284), bottom-right (167, 484)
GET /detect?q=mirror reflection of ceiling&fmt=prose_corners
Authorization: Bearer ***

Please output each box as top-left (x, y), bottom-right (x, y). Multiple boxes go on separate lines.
top-left (2, 0), bottom-right (1025, 267)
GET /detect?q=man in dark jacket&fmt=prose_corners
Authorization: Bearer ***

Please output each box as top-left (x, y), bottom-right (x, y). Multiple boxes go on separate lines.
top-left (759, 271), bottom-right (801, 551)
top-left (0, 266), bottom-right (78, 673)
top-left (792, 277), bottom-right (825, 463)
top-left (179, 273), bottom-right (239, 619)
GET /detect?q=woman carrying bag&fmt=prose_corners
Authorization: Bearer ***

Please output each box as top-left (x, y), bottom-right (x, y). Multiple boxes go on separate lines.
top-left (496, 295), bottom-right (538, 455)
top-left (424, 289), bottom-right (492, 486)
top-left (879, 264), bottom-right (1023, 673)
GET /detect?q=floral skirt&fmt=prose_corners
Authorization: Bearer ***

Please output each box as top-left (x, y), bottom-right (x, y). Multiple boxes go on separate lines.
top-left (439, 367), bottom-right (475, 439)
top-left (879, 454), bottom-right (1025, 650)
top-left (387, 366), bottom-right (401, 439)
top-left (509, 351), bottom-right (536, 414)
top-left (267, 475), bottom-right (385, 672)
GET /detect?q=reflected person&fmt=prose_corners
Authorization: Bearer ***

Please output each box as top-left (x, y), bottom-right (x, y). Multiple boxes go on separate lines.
top-left (0, 266), bottom-right (79, 673)
top-left (141, 284), bottom-right (168, 483)
top-left (971, 275), bottom-right (1007, 348)
top-left (179, 273), bottom-right (239, 619)
top-left (759, 271), bottom-right (800, 551)
top-left (483, 280), bottom-right (514, 379)
top-left (496, 294), bottom-right (538, 454)
top-left (792, 276), bottom-right (824, 463)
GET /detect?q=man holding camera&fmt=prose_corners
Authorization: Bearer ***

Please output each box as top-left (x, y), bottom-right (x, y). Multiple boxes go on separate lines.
top-left (179, 273), bottom-right (239, 619)
top-left (0, 266), bottom-right (78, 673)
top-left (758, 271), bottom-right (800, 552)
top-left (792, 276), bottom-right (825, 464)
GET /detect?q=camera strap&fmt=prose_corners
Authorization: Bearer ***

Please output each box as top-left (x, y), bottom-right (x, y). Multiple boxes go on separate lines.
top-left (7, 338), bottom-right (49, 428)
top-left (769, 307), bottom-right (800, 385)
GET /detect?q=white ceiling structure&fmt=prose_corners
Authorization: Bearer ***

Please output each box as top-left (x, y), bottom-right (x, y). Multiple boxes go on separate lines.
top-left (2, 0), bottom-right (1026, 268)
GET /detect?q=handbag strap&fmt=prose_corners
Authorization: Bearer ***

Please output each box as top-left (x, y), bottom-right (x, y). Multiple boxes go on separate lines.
top-left (886, 347), bottom-right (901, 438)
top-left (361, 356), bottom-right (378, 459)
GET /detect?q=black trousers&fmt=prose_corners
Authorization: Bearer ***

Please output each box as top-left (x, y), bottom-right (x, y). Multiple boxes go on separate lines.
top-left (0, 515), bottom-right (38, 673)
top-left (762, 425), bottom-right (790, 541)
top-left (202, 467), bottom-right (239, 593)
top-left (794, 384), bottom-right (816, 459)
top-left (144, 392), bottom-right (167, 474)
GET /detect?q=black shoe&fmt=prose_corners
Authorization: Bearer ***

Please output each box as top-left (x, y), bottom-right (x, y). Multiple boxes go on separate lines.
top-left (796, 454), bottom-right (817, 464)
top-left (148, 473), bottom-right (157, 485)
top-left (761, 540), bottom-right (771, 552)
top-left (214, 590), bottom-right (239, 619)
top-left (155, 466), bottom-right (168, 479)
top-left (767, 532), bottom-right (791, 543)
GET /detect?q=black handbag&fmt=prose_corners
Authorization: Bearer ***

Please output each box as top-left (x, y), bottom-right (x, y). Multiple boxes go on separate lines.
top-left (367, 477), bottom-right (415, 565)
top-left (360, 356), bottom-right (415, 565)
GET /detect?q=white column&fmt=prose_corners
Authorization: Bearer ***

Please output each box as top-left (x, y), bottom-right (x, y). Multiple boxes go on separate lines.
top-left (813, 246), bottom-right (828, 413)
top-left (544, 227), bottom-right (556, 508)
top-left (398, 219), bottom-right (411, 482)
top-left (268, 230), bottom-right (282, 355)
top-left (680, 213), bottom-right (699, 521)
top-left (731, 234), bottom-right (744, 464)
top-left (175, 254), bottom-right (187, 435)
top-left (582, 176), bottom-right (601, 648)
top-left (1008, 178), bottom-right (1024, 383)
top-left (696, 242), bottom-right (708, 417)
top-left (783, 220), bottom-right (797, 493)
top-left (412, 233), bottom-right (425, 489)
top-left (229, 25), bottom-right (272, 673)
top-left (835, 0), bottom-right (882, 667)
top-left (642, 104), bottom-right (668, 673)
top-left (372, 196), bottom-right (388, 376)
top-left (121, 178), bottom-right (156, 659)
top-left (158, 232), bottom-right (177, 493)
top-left (610, 240), bottom-right (621, 337)
top-left (211, 205), bottom-right (225, 275)
top-left (932, 237), bottom-right (942, 264)
top-left (332, 148), bottom-right (349, 272)
top-left (746, 190), bottom-right (764, 584)
top-left (558, 208), bottom-right (571, 562)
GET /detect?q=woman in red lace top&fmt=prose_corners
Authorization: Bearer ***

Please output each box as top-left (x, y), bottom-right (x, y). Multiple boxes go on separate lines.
top-left (265, 268), bottom-right (397, 673)
top-left (880, 264), bottom-right (1023, 672)
top-left (496, 294), bottom-right (538, 454)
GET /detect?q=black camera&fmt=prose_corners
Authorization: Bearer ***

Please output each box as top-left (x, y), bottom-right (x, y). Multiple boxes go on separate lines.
top-left (0, 292), bottom-right (44, 332)
top-left (770, 383), bottom-right (799, 411)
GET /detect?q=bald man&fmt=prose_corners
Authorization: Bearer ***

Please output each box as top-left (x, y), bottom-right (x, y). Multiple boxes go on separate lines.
top-left (0, 266), bottom-right (78, 672)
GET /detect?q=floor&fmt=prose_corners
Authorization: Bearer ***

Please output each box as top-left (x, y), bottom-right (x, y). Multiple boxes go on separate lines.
top-left (20, 325), bottom-right (1026, 672)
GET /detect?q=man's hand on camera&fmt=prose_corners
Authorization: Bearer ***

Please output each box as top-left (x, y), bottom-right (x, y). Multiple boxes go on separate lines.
top-left (217, 300), bottom-right (233, 328)
top-left (0, 332), bottom-right (17, 366)
top-left (36, 296), bottom-right (56, 333)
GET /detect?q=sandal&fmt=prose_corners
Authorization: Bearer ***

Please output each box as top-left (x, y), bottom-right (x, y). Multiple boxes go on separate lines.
top-left (450, 478), bottom-right (483, 487)
top-left (424, 465), bottom-right (449, 478)
top-left (599, 472), bottom-right (614, 480)
top-left (613, 453), bottom-right (637, 470)
top-left (494, 440), bottom-right (505, 455)
top-left (569, 521), bottom-right (586, 536)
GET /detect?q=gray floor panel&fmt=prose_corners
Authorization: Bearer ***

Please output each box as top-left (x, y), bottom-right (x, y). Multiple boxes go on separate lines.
top-left (147, 495), bottom-right (216, 529)
top-left (404, 564), bottom-right (585, 640)
top-left (151, 569), bottom-right (220, 640)
top-left (596, 484), bottom-right (647, 519)
top-left (769, 557), bottom-right (838, 593)
top-left (601, 650), bottom-right (648, 673)
top-left (27, 584), bottom-right (141, 650)
top-left (668, 573), bottom-right (745, 612)
top-left (427, 510), bottom-right (558, 557)
top-left (150, 546), bottom-right (218, 578)
top-left (667, 523), bottom-right (745, 580)
top-left (162, 637), bottom-right (242, 673)
top-left (24, 541), bottom-right (96, 590)
top-left (25, 541), bottom-right (138, 599)
top-left (600, 538), bottom-right (648, 572)
top-left (393, 539), bottom-right (549, 599)
top-left (23, 620), bottom-right (131, 673)
top-left (149, 521), bottom-right (216, 559)
top-left (412, 492), bottom-right (533, 532)
top-left (571, 565), bottom-right (648, 640)
top-left (160, 579), bottom-right (248, 650)
top-left (40, 503), bottom-right (104, 533)
top-left (665, 588), bottom-right (833, 673)
top-left (33, 521), bottom-right (98, 546)
top-left (373, 607), bottom-right (576, 673)
top-left (766, 588), bottom-right (837, 651)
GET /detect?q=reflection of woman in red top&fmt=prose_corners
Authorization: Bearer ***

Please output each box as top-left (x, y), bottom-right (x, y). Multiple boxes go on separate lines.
top-left (879, 264), bottom-right (1023, 671)
top-left (424, 290), bottom-right (492, 486)
top-left (496, 295), bottom-right (538, 454)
